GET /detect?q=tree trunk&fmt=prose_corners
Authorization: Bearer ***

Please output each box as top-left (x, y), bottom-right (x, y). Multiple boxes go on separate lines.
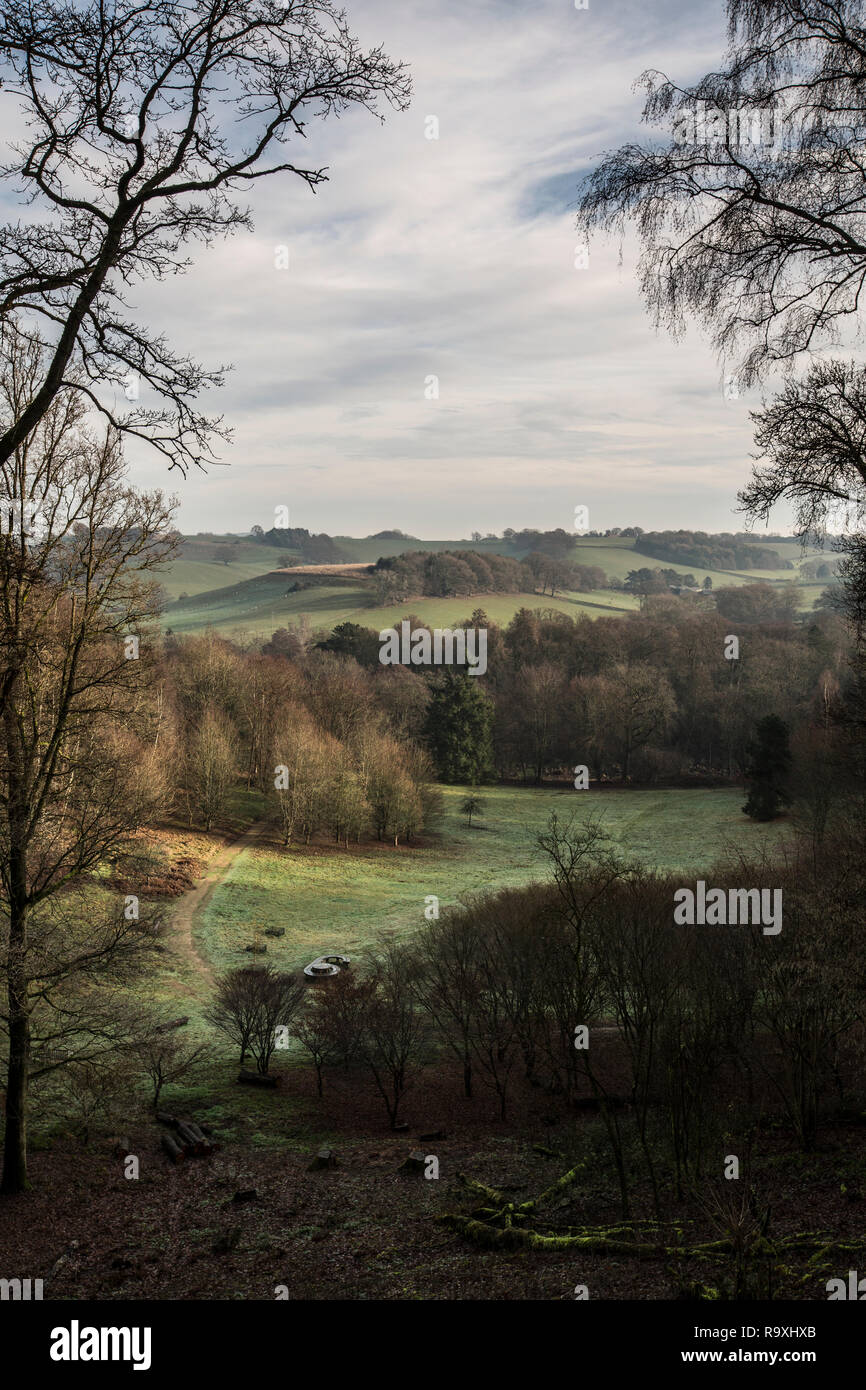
top-left (2, 1009), bottom-right (30, 1193)
top-left (2, 889), bottom-right (30, 1193)
top-left (2, 759), bottom-right (31, 1194)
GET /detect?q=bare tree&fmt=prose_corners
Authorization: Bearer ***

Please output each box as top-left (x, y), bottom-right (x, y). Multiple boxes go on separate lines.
top-left (206, 967), bottom-right (267, 1067)
top-left (466, 948), bottom-right (518, 1124)
top-left (248, 969), bottom-right (306, 1075)
top-left (745, 845), bottom-right (865, 1150)
top-left (291, 998), bottom-right (337, 1097)
top-left (180, 704), bottom-right (238, 830)
top-left (304, 969), bottom-right (375, 1073)
top-left (360, 942), bottom-right (427, 1129)
top-left (741, 359), bottom-right (866, 661)
top-left (537, 814), bottom-right (633, 1214)
top-left (411, 910), bottom-right (485, 1099)
top-left (744, 360), bottom-right (866, 537)
top-left (579, 0), bottom-right (866, 382)
top-left (0, 335), bottom-right (176, 1193)
top-left (140, 1029), bottom-right (208, 1110)
top-left (0, 0), bottom-right (410, 471)
top-left (207, 965), bottom-right (306, 1074)
top-left (579, 662), bottom-right (676, 782)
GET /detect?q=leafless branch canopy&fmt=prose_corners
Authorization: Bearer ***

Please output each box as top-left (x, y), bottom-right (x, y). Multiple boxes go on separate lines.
top-left (742, 357), bottom-right (866, 533)
top-left (578, 0), bottom-right (866, 382)
top-left (0, 0), bottom-right (411, 471)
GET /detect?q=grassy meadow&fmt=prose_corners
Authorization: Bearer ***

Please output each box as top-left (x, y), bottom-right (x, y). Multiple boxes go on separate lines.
top-left (43, 781), bottom-right (786, 1146)
top-left (163, 574), bottom-right (642, 640)
top-left (193, 785), bottom-right (788, 981)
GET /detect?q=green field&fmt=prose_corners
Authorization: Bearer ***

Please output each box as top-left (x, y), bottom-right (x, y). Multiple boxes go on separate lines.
top-left (565, 537), bottom-right (752, 587)
top-left (567, 535), bottom-right (826, 585)
top-left (194, 785), bottom-right (788, 978)
top-left (166, 533), bottom-right (515, 598)
top-left (164, 537), bottom-right (300, 599)
top-left (159, 532), bottom-right (834, 639)
top-left (164, 572), bottom-right (641, 639)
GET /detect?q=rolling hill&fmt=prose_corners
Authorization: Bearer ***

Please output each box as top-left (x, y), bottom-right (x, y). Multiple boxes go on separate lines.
top-left (159, 531), bottom-right (833, 640)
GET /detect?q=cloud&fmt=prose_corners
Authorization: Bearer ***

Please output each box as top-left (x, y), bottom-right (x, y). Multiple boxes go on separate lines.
top-left (6, 0), bottom-right (793, 535)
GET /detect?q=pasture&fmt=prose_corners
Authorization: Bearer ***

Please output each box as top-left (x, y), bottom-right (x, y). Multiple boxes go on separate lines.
top-left (160, 531), bottom-right (830, 640)
top-left (193, 784), bottom-right (788, 980)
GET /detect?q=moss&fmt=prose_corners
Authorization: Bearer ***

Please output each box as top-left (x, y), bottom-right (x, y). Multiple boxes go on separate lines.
top-left (440, 1213), bottom-right (703, 1257)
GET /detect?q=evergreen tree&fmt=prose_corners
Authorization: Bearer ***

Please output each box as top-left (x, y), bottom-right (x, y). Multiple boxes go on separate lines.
top-left (315, 621), bottom-right (381, 668)
top-left (460, 790), bottom-right (486, 828)
top-left (742, 715), bottom-right (792, 821)
top-left (424, 671), bottom-right (494, 784)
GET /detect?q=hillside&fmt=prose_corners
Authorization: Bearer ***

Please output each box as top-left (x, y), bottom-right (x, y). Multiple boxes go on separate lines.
top-left (163, 535), bottom-right (302, 599)
top-left (160, 531), bottom-right (832, 639)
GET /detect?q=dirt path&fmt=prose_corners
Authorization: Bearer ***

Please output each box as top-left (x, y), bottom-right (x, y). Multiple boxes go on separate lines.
top-left (169, 817), bottom-right (274, 992)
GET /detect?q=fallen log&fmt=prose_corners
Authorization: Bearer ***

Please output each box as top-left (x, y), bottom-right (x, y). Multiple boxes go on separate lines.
top-left (161, 1134), bottom-right (184, 1164)
top-left (176, 1121), bottom-right (205, 1154)
top-left (237, 1069), bottom-right (278, 1088)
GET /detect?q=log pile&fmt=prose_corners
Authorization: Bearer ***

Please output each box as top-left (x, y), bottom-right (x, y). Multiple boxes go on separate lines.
top-left (157, 1112), bottom-right (220, 1163)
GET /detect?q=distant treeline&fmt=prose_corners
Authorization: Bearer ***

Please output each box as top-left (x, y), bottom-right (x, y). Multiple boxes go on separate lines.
top-left (373, 549), bottom-right (528, 600)
top-left (161, 598), bottom-right (851, 813)
top-left (255, 585), bottom-right (850, 787)
top-left (255, 526), bottom-right (350, 564)
top-left (372, 548), bottom-right (607, 601)
top-left (634, 531), bottom-right (794, 571)
top-left (242, 523), bottom-right (812, 588)
top-left (504, 527), bottom-right (576, 557)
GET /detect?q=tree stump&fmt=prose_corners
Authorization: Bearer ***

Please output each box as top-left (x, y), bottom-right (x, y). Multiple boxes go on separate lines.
top-left (399, 1150), bottom-right (428, 1174)
top-left (307, 1147), bottom-right (338, 1171)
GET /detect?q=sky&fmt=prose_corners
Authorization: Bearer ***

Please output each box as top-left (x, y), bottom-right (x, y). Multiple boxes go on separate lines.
top-left (7, 0), bottom-right (798, 538)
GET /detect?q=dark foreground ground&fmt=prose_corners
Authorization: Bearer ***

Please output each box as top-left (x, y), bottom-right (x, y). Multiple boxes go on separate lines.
top-left (3, 1053), bottom-right (866, 1301)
